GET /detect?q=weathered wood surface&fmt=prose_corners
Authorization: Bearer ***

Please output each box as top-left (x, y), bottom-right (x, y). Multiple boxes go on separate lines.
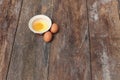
top-left (7, 0), bottom-right (53, 80)
top-left (87, 0), bottom-right (120, 80)
top-left (118, 0), bottom-right (120, 18)
top-left (0, 0), bottom-right (23, 80)
top-left (7, 0), bottom-right (91, 80)
top-left (48, 0), bottom-right (91, 80)
top-left (0, 0), bottom-right (120, 80)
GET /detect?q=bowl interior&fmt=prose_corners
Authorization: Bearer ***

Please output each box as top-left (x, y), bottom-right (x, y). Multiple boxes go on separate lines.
top-left (29, 15), bottom-right (52, 34)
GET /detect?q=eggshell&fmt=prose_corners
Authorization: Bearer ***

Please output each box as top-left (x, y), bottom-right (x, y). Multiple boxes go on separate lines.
top-left (50, 23), bottom-right (59, 33)
top-left (43, 31), bottom-right (52, 42)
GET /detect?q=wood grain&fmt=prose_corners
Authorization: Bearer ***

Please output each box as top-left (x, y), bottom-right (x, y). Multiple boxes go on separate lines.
top-left (48, 0), bottom-right (91, 80)
top-left (0, 0), bottom-right (23, 80)
top-left (118, 0), bottom-right (120, 19)
top-left (7, 0), bottom-right (53, 80)
top-left (87, 0), bottom-right (120, 80)
top-left (1, 0), bottom-right (119, 80)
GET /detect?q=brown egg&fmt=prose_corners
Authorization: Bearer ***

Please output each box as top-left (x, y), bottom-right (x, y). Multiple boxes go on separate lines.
top-left (43, 31), bottom-right (52, 42)
top-left (50, 23), bottom-right (59, 33)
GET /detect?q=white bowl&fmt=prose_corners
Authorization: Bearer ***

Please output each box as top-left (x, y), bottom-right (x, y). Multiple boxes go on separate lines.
top-left (28, 15), bottom-right (52, 34)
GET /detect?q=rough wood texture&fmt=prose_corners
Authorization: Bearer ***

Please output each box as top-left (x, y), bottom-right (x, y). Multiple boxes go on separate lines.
top-left (118, 0), bottom-right (120, 18)
top-left (0, 0), bottom-right (120, 80)
top-left (7, 0), bottom-right (53, 80)
top-left (48, 0), bottom-right (91, 80)
top-left (0, 0), bottom-right (23, 80)
top-left (87, 0), bottom-right (120, 80)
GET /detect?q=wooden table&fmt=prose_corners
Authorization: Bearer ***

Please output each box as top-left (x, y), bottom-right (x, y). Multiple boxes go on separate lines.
top-left (0, 0), bottom-right (120, 80)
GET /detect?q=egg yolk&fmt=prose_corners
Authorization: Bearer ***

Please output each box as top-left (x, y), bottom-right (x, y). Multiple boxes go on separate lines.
top-left (32, 20), bottom-right (48, 32)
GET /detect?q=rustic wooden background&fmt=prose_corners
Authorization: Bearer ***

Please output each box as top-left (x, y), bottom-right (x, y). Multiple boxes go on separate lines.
top-left (0, 0), bottom-right (120, 80)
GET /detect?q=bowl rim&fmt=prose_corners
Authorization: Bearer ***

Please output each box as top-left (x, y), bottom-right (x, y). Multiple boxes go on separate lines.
top-left (28, 15), bottom-right (52, 34)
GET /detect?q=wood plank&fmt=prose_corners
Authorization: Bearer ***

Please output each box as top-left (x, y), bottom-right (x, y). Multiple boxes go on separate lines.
top-left (48, 0), bottom-right (91, 80)
top-left (87, 0), bottom-right (120, 80)
top-left (7, 0), bottom-right (53, 80)
top-left (118, 0), bottom-right (120, 19)
top-left (0, 0), bottom-right (23, 80)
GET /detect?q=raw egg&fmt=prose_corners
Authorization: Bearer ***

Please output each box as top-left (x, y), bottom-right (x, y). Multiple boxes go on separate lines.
top-left (28, 15), bottom-right (52, 34)
top-left (32, 20), bottom-right (48, 32)
top-left (50, 23), bottom-right (59, 33)
top-left (43, 31), bottom-right (52, 42)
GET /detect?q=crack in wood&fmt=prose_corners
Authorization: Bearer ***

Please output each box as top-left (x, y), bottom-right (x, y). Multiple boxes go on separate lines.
top-left (85, 0), bottom-right (92, 80)
top-left (6, 0), bottom-right (24, 80)
top-left (40, 0), bottom-right (54, 80)
top-left (118, 0), bottom-right (120, 20)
